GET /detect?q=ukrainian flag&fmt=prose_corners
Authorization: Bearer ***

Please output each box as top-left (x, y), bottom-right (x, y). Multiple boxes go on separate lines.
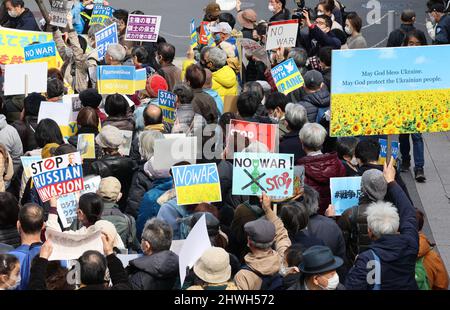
top-left (97, 66), bottom-right (136, 95)
top-left (190, 19), bottom-right (198, 49)
top-left (203, 23), bottom-right (216, 47)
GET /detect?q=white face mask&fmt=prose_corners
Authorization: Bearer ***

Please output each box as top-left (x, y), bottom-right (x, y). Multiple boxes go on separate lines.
top-left (350, 157), bottom-right (359, 167)
top-left (5, 274), bottom-right (21, 290)
top-left (268, 4), bottom-right (276, 12)
top-left (428, 13), bottom-right (436, 24)
top-left (345, 26), bottom-right (353, 35)
top-left (319, 273), bottom-right (340, 290)
top-left (85, 4), bottom-right (94, 10)
top-left (317, 11), bottom-right (325, 16)
top-left (8, 10), bottom-right (18, 18)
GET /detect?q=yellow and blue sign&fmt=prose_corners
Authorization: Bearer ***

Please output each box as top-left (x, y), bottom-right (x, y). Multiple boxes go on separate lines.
top-left (24, 41), bottom-right (57, 69)
top-left (330, 177), bottom-right (362, 215)
top-left (190, 19), bottom-right (198, 49)
top-left (378, 139), bottom-right (399, 165)
top-left (134, 68), bottom-right (147, 91)
top-left (95, 23), bottom-right (118, 60)
top-left (90, 5), bottom-right (115, 25)
top-left (172, 163), bottom-right (222, 206)
top-left (158, 90), bottom-right (176, 124)
top-left (271, 58), bottom-right (304, 95)
top-left (97, 65), bottom-right (136, 95)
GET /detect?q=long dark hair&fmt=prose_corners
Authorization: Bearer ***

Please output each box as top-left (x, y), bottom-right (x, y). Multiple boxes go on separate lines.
top-left (403, 29), bottom-right (428, 46)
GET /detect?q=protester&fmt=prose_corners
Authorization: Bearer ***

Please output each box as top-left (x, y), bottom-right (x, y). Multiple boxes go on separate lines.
top-left (279, 103), bottom-right (308, 162)
top-left (3, 0), bottom-right (40, 31)
top-left (237, 8), bottom-right (257, 39)
top-left (427, 3), bottom-right (450, 44)
top-left (79, 89), bottom-right (106, 122)
top-left (387, 9), bottom-right (427, 47)
top-left (336, 137), bottom-right (360, 177)
top-left (206, 47), bottom-right (238, 102)
top-left (265, 91), bottom-right (289, 139)
top-left (296, 70), bottom-right (330, 123)
top-left (268, 0), bottom-right (290, 22)
top-left (103, 94), bottom-right (135, 131)
top-left (344, 12), bottom-right (367, 49)
top-left (157, 43), bottom-right (182, 91)
top-left (0, 111), bottom-right (23, 171)
top-left (302, 10), bottom-right (342, 55)
top-left (203, 68), bottom-right (224, 115)
top-left (317, 0), bottom-right (343, 30)
top-left (0, 254), bottom-right (20, 290)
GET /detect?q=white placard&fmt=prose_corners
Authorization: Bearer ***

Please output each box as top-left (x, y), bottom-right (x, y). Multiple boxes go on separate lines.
top-left (46, 229), bottom-right (103, 261)
top-left (153, 136), bottom-right (197, 170)
top-left (4, 62), bottom-right (48, 96)
top-left (266, 19), bottom-right (299, 51)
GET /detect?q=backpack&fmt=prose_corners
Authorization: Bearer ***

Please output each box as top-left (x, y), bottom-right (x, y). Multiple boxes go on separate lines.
top-left (102, 206), bottom-right (137, 251)
top-left (241, 265), bottom-right (284, 290)
top-left (415, 257), bottom-right (431, 290)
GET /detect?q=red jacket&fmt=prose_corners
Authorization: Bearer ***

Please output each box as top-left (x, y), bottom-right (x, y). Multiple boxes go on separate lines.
top-left (297, 152), bottom-right (346, 215)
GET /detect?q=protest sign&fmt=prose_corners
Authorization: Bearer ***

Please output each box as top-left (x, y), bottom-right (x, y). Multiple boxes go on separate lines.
top-left (24, 41), bottom-right (57, 69)
top-left (266, 19), bottom-right (298, 51)
top-left (30, 152), bottom-right (84, 202)
top-left (125, 14), bottom-right (162, 42)
top-left (119, 130), bottom-right (133, 156)
top-left (21, 156), bottom-right (42, 179)
top-left (89, 5), bottom-right (115, 25)
top-left (134, 68), bottom-right (147, 91)
top-left (172, 163), bottom-right (222, 205)
top-left (158, 90), bottom-right (176, 124)
top-left (77, 134), bottom-right (96, 159)
top-left (271, 58), bottom-right (304, 95)
top-left (0, 27), bottom-right (63, 68)
top-left (4, 62), bottom-right (48, 96)
top-left (46, 229), bottom-right (103, 261)
top-left (229, 119), bottom-right (279, 153)
top-left (170, 240), bottom-right (185, 256)
top-left (331, 45), bottom-right (450, 137)
top-left (57, 193), bottom-right (78, 228)
top-left (378, 139), bottom-right (400, 165)
top-left (241, 38), bottom-right (271, 69)
top-left (330, 177), bottom-right (362, 215)
top-left (178, 214), bottom-right (211, 287)
top-left (232, 152), bottom-right (294, 198)
top-left (50, 0), bottom-right (74, 27)
top-left (81, 175), bottom-right (102, 195)
top-left (38, 100), bottom-right (77, 138)
top-left (272, 165), bottom-right (305, 202)
top-left (153, 136), bottom-right (197, 170)
top-left (95, 23), bottom-right (118, 60)
top-left (190, 19), bottom-right (198, 49)
top-left (97, 65), bottom-right (136, 94)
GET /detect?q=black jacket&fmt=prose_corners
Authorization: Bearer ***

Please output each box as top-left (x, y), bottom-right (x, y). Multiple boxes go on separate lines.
top-left (91, 155), bottom-right (138, 211)
top-left (298, 88), bottom-right (330, 123)
top-left (125, 165), bottom-right (154, 218)
top-left (11, 116), bottom-right (39, 153)
top-left (279, 129), bottom-right (306, 163)
top-left (127, 250), bottom-right (179, 290)
top-left (269, 9), bottom-right (291, 22)
top-left (387, 24), bottom-right (426, 47)
top-left (345, 182), bottom-right (419, 290)
top-left (292, 230), bottom-right (325, 249)
top-left (0, 227), bottom-right (20, 248)
top-left (4, 8), bottom-right (40, 31)
top-left (435, 14), bottom-right (450, 44)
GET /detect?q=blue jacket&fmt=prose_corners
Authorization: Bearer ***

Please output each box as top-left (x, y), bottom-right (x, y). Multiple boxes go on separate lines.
top-left (345, 182), bottom-right (419, 290)
top-left (9, 243), bottom-right (42, 290)
top-left (136, 178), bottom-right (173, 238)
top-left (204, 89), bottom-right (224, 115)
top-left (157, 197), bottom-right (190, 240)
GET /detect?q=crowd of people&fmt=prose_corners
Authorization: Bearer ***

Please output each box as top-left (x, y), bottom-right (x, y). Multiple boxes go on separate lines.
top-left (0, 0), bottom-right (449, 291)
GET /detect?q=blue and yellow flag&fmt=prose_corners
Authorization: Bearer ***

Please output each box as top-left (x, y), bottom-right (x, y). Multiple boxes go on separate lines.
top-left (190, 19), bottom-right (198, 49)
top-left (203, 23), bottom-right (216, 47)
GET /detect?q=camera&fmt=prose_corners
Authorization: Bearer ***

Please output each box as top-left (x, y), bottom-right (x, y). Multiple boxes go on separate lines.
top-left (292, 0), bottom-right (312, 20)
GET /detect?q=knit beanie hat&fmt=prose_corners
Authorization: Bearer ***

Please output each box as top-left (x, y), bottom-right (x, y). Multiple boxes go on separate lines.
top-left (361, 169), bottom-right (388, 202)
top-left (146, 74), bottom-right (168, 98)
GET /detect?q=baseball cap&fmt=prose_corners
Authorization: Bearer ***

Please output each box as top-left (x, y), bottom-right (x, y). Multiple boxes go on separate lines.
top-left (304, 70), bottom-right (324, 89)
top-left (98, 177), bottom-right (122, 202)
top-left (210, 22), bottom-right (232, 34)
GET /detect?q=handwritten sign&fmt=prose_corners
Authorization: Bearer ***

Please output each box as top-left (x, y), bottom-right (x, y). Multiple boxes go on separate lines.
top-left (95, 23), bottom-right (118, 60)
top-left (266, 19), bottom-right (299, 51)
top-left (330, 177), bottom-right (362, 215)
top-left (24, 41), bottom-right (57, 69)
top-left (38, 100), bottom-right (77, 138)
top-left (125, 14), bottom-right (162, 42)
top-left (158, 90), bottom-right (176, 124)
top-left (232, 152), bottom-right (294, 198)
top-left (172, 163), bottom-right (222, 205)
top-left (229, 119), bottom-right (278, 153)
top-left (271, 58), bottom-right (304, 95)
top-left (50, 0), bottom-right (74, 27)
top-left (30, 152), bottom-right (84, 202)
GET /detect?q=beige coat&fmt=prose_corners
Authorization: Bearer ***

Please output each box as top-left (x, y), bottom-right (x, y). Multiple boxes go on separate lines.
top-left (0, 151), bottom-right (13, 192)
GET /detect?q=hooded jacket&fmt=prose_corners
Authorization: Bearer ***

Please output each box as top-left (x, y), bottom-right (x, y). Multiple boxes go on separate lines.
top-left (127, 250), bottom-right (179, 290)
top-left (297, 152), bottom-right (346, 215)
top-left (0, 114), bottom-right (23, 168)
top-left (4, 8), bottom-right (40, 31)
top-left (418, 233), bottom-right (449, 290)
top-left (211, 65), bottom-right (238, 102)
top-left (345, 182), bottom-right (419, 290)
top-left (298, 88), bottom-right (331, 123)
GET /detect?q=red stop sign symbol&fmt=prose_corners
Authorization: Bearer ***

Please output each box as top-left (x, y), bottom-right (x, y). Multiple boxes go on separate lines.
top-left (44, 159), bottom-right (55, 170)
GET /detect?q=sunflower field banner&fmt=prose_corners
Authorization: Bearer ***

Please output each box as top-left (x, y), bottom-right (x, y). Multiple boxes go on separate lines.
top-left (331, 45), bottom-right (450, 137)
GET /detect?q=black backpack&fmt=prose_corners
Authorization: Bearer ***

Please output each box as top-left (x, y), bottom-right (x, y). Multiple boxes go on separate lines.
top-left (241, 265), bottom-right (284, 290)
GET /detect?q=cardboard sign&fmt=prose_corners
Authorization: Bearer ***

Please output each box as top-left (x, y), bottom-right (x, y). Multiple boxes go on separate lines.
top-left (21, 156), bottom-right (42, 179)
top-left (95, 23), bottom-right (118, 60)
top-left (271, 58), bottom-right (304, 95)
top-left (266, 19), bottom-right (299, 51)
top-left (46, 229), bottom-right (103, 261)
top-left (153, 136), bottom-right (197, 170)
top-left (50, 0), bottom-right (74, 27)
top-left (134, 68), bottom-right (147, 91)
top-left (97, 65), bottom-right (136, 94)
top-left (0, 27), bottom-right (63, 68)
top-left (158, 90), bottom-right (176, 124)
top-left (30, 153), bottom-right (84, 202)
top-left (232, 152), bottom-right (294, 197)
top-left (56, 193), bottom-right (78, 228)
top-left (119, 130), bottom-right (133, 156)
top-left (331, 45), bottom-right (450, 137)
top-left (77, 134), bottom-right (96, 159)
top-left (190, 19), bottom-right (198, 49)
top-left (24, 41), bottom-right (57, 69)
top-left (38, 101), bottom-right (77, 138)
top-left (125, 14), bottom-right (162, 42)
top-left (229, 119), bottom-right (278, 153)
top-left (4, 62), bottom-right (48, 96)
top-left (89, 5), bottom-right (115, 25)
top-left (172, 163), bottom-right (222, 206)
top-left (330, 177), bottom-right (362, 215)
top-left (378, 139), bottom-right (400, 165)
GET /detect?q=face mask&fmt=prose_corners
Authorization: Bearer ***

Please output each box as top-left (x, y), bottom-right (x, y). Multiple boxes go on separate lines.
top-left (268, 4), bottom-right (276, 12)
top-left (317, 11), bottom-right (325, 16)
top-left (350, 157), bottom-right (358, 167)
top-left (6, 275), bottom-right (21, 290)
top-left (345, 26), bottom-right (353, 35)
top-left (8, 10), bottom-right (18, 18)
top-left (319, 273), bottom-right (340, 290)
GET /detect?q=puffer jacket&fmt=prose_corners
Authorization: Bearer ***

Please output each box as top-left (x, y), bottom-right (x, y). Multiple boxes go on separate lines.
top-left (126, 165), bottom-right (154, 219)
top-left (127, 250), bottom-right (179, 290)
top-left (298, 88), bottom-right (330, 123)
top-left (297, 152), bottom-right (346, 215)
top-left (4, 8), bottom-right (40, 31)
top-left (0, 114), bottom-right (23, 170)
top-left (212, 65), bottom-right (238, 102)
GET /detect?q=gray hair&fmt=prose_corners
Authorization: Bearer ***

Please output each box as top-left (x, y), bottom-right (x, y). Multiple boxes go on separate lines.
top-left (365, 201), bottom-right (400, 239)
top-left (288, 48), bottom-right (308, 74)
top-left (141, 218), bottom-right (173, 253)
top-left (303, 185), bottom-right (320, 216)
top-left (299, 123), bottom-right (327, 151)
top-left (285, 103), bottom-right (308, 131)
top-left (139, 130), bottom-right (165, 161)
top-left (208, 47), bottom-right (227, 69)
top-left (106, 43), bottom-right (126, 62)
top-left (243, 141), bottom-right (270, 153)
